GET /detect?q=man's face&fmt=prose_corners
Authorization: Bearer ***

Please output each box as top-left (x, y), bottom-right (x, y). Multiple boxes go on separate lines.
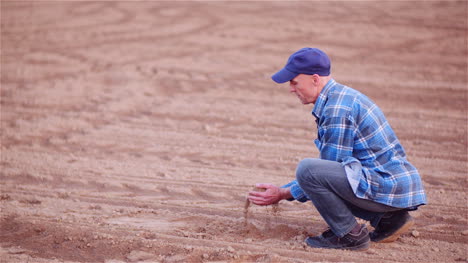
top-left (289, 74), bottom-right (319, 104)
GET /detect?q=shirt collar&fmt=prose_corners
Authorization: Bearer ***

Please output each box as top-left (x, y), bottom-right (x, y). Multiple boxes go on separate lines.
top-left (312, 78), bottom-right (336, 119)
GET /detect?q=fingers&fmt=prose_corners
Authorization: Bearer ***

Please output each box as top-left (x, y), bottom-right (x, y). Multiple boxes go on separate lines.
top-left (248, 195), bottom-right (269, 206)
top-left (255, 183), bottom-right (274, 190)
top-left (247, 191), bottom-right (278, 206)
top-left (248, 190), bottom-right (266, 197)
top-left (247, 183), bottom-right (281, 206)
top-left (247, 191), bottom-right (268, 205)
top-left (248, 195), bottom-right (277, 206)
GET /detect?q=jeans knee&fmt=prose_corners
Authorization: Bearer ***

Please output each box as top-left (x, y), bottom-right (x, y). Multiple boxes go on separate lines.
top-left (296, 158), bottom-right (321, 186)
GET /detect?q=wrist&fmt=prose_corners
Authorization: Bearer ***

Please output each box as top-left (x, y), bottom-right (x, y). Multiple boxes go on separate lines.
top-left (279, 187), bottom-right (293, 200)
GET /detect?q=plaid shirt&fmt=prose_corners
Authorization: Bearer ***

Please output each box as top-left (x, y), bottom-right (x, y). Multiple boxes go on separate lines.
top-left (283, 79), bottom-right (427, 209)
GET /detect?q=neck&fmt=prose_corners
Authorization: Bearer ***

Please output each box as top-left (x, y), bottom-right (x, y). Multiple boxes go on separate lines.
top-left (316, 75), bottom-right (331, 96)
top-left (319, 75), bottom-right (332, 87)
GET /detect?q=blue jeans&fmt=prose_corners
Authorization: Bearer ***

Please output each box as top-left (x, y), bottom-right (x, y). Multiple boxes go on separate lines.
top-left (296, 158), bottom-right (402, 237)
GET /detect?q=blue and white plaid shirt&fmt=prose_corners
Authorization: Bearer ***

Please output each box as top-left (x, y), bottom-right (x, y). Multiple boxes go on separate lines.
top-left (283, 79), bottom-right (427, 209)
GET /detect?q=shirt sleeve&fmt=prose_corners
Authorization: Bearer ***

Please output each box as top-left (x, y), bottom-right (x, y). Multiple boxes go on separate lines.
top-left (281, 180), bottom-right (309, 203)
top-left (317, 115), bottom-right (356, 162)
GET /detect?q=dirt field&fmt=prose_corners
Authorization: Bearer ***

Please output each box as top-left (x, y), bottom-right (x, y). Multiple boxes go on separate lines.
top-left (1, 1), bottom-right (467, 262)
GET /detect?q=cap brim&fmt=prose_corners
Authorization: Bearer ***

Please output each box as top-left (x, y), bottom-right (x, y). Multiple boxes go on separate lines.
top-left (271, 67), bottom-right (297, 83)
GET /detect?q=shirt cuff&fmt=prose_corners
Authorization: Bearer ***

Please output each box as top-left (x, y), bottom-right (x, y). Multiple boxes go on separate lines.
top-left (281, 180), bottom-right (309, 203)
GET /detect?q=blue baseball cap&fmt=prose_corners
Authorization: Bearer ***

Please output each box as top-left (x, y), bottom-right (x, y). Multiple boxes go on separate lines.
top-left (272, 47), bottom-right (331, 83)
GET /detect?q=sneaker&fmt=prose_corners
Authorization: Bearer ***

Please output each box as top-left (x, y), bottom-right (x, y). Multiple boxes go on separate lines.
top-left (370, 210), bottom-right (414, 243)
top-left (305, 224), bottom-right (370, 251)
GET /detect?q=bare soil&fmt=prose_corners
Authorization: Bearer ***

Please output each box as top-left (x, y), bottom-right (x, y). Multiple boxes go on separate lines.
top-left (1, 1), bottom-right (467, 262)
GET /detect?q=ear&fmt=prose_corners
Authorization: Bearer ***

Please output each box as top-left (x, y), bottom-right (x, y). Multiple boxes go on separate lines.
top-left (311, 74), bottom-right (320, 84)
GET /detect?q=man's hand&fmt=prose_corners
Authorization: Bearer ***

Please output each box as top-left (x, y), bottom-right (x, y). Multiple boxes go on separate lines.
top-left (248, 183), bottom-right (292, 206)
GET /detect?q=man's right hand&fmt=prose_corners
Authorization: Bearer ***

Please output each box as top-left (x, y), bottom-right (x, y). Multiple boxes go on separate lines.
top-left (247, 183), bottom-right (292, 206)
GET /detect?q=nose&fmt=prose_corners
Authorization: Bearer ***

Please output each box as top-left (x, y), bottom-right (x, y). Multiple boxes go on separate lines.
top-left (289, 84), bottom-right (296, 93)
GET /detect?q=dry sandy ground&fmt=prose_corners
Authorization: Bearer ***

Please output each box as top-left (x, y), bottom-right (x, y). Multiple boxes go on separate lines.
top-left (1, 1), bottom-right (467, 262)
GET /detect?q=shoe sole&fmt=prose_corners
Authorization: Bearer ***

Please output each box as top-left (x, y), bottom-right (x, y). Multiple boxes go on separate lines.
top-left (305, 238), bottom-right (371, 251)
top-left (345, 241), bottom-right (370, 251)
top-left (375, 218), bottom-right (414, 243)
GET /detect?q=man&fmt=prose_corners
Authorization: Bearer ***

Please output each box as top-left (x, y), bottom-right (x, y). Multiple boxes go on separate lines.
top-left (248, 47), bottom-right (427, 251)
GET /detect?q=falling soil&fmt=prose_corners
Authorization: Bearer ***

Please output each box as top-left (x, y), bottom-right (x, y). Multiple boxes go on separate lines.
top-left (243, 186), bottom-right (267, 227)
